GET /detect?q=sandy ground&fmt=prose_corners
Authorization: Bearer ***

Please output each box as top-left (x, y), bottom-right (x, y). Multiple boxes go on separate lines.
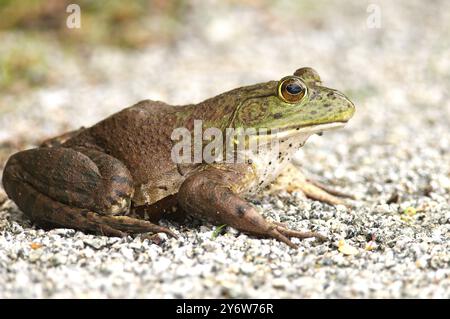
top-left (0, 0), bottom-right (449, 298)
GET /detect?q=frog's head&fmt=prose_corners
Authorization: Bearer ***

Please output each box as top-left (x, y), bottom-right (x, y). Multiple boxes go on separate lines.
top-left (230, 67), bottom-right (355, 136)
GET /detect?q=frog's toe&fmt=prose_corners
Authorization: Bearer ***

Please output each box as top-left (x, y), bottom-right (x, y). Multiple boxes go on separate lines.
top-left (266, 228), bottom-right (298, 249)
top-left (272, 221), bottom-right (327, 242)
top-left (252, 223), bottom-right (324, 248)
top-left (98, 224), bottom-right (128, 237)
top-left (307, 179), bottom-right (355, 200)
top-left (274, 165), bottom-right (354, 207)
top-left (87, 214), bottom-right (178, 238)
top-left (296, 182), bottom-right (350, 207)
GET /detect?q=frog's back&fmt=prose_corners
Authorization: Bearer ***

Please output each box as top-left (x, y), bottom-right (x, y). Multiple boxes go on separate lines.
top-left (64, 100), bottom-right (188, 206)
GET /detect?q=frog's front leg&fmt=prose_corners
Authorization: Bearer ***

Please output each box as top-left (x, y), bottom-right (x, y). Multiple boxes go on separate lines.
top-left (178, 165), bottom-right (326, 248)
top-left (2, 146), bottom-right (175, 237)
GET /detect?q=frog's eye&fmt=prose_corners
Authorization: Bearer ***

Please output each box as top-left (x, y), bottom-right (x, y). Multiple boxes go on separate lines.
top-left (278, 77), bottom-right (307, 103)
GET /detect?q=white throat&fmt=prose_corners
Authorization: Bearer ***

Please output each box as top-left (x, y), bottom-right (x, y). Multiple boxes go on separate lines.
top-left (242, 122), bottom-right (346, 193)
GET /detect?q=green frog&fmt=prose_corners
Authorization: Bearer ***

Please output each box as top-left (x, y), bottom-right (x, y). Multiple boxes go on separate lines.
top-left (2, 67), bottom-right (355, 248)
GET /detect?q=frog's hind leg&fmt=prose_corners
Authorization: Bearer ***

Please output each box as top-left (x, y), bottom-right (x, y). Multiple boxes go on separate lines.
top-left (2, 147), bottom-right (176, 237)
top-left (273, 164), bottom-right (355, 207)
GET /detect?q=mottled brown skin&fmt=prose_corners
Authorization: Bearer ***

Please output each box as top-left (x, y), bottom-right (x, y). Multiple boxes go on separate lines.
top-left (2, 67), bottom-right (355, 248)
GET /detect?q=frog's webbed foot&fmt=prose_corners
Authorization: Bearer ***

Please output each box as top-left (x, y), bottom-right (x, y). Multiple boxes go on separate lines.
top-left (2, 147), bottom-right (176, 238)
top-left (178, 165), bottom-right (325, 248)
top-left (273, 164), bottom-right (354, 207)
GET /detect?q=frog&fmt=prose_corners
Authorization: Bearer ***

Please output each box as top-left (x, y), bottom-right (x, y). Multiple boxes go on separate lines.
top-left (2, 67), bottom-right (355, 248)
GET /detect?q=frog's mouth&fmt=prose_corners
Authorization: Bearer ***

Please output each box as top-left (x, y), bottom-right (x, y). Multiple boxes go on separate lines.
top-left (233, 121), bottom-right (348, 157)
top-left (279, 121), bottom-right (346, 137)
top-left (248, 121), bottom-right (347, 141)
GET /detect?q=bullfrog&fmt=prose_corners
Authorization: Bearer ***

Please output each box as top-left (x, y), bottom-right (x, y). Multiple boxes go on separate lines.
top-left (2, 67), bottom-right (355, 248)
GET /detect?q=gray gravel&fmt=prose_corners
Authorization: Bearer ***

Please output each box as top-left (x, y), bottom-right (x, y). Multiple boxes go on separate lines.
top-left (1, 0), bottom-right (449, 298)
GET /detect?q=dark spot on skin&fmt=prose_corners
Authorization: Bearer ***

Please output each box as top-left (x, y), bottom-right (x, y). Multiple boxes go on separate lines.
top-left (206, 180), bottom-right (216, 189)
top-left (289, 143), bottom-right (292, 147)
top-left (273, 113), bottom-right (283, 119)
top-left (220, 190), bottom-right (232, 201)
top-left (296, 127), bottom-right (300, 130)
top-left (207, 191), bottom-right (217, 203)
top-left (324, 103), bottom-right (331, 108)
top-left (80, 210), bottom-right (89, 218)
top-left (327, 92), bottom-right (334, 97)
top-left (269, 161), bottom-right (272, 165)
top-left (106, 196), bottom-right (116, 204)
top-left (114, 189), bottom-right (128, 198)
top-left (82, 170), bottom-right (101, 182)
top-left (111, 175), bottom-right (131, 184)
top-left (247, 159), bottom-right (253, 164)
top-left (236, 205), bottom-right (246, 216)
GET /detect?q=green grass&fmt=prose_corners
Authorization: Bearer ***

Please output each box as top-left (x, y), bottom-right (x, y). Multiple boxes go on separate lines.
top-left (0, 0), bottom-right (188, 48)
top-left (0, 35), bottom-right (50, 93)
top-left (211, 224), bottom-right (227, 239)
top-left (0, 0), bottom-right (190, 92)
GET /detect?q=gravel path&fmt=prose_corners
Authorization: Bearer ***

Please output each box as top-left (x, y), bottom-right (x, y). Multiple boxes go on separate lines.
top-left (1, 0), bottom-right (449, 298)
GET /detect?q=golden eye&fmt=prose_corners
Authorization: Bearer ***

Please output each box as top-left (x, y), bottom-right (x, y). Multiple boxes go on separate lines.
top-left (278, 77), bottom-right (307, 103)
